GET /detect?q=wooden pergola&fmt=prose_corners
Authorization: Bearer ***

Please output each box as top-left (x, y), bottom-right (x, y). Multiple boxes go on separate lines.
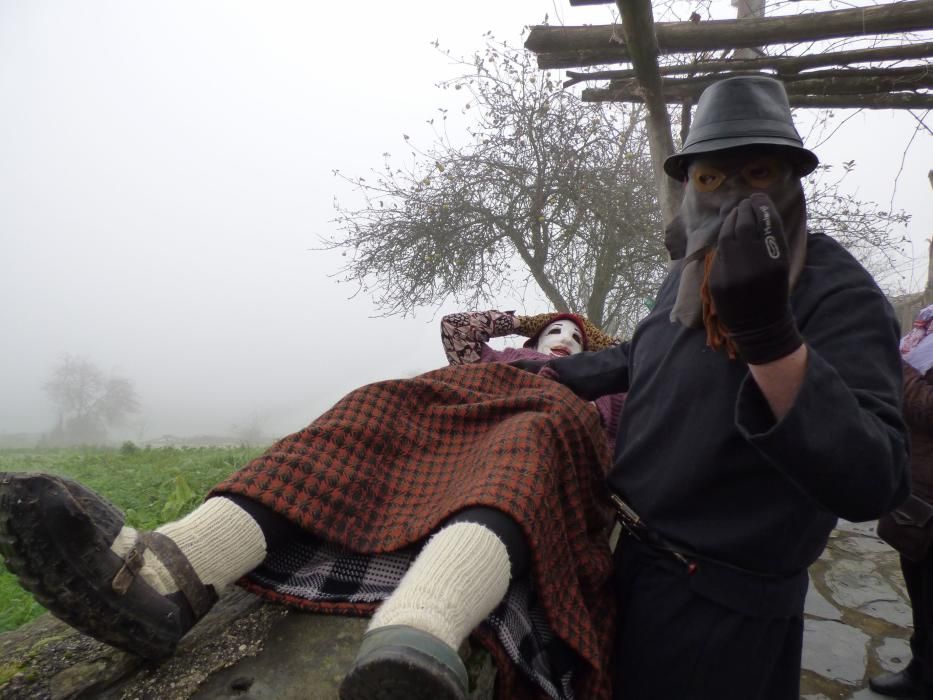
top-left (523, 0), bottom-right (933, 223)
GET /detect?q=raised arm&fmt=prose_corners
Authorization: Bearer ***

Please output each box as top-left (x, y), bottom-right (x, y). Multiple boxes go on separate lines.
top-left (441, 310), bottom-right (520, 365)
top-left (734, 244), bottom-right (909, 522)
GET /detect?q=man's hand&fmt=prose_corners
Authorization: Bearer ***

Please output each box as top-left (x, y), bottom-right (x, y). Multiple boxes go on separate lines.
top-left (708, 193), bottom-right (803, 365)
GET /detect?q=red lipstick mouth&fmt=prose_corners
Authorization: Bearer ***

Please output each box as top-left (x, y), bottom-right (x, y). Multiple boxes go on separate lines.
top-left (550, 347), bottom-right (570, 357)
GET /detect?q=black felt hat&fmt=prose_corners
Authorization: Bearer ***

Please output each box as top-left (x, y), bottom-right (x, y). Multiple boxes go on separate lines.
top-left (664, 76), bottom-right (819, 180)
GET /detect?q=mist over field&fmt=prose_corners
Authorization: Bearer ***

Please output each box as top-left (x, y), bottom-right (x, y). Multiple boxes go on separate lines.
top-left (1, 0), bottom-right (930, 446)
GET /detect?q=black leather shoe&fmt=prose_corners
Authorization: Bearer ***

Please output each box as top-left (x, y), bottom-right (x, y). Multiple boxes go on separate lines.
top-left (0, 472), bottom-right (217, 659)
top-left (869, 666), bottom-right (923, 698)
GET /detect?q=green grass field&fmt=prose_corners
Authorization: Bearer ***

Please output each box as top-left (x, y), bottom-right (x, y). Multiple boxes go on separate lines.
top-left (0, 445), bottom-right (264, 633)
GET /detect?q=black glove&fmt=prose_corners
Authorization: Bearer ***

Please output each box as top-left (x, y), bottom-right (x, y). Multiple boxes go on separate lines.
top-left (508, 359), bottom-right (548, 374)
top-left (707, 193), bottom-right (803, 365)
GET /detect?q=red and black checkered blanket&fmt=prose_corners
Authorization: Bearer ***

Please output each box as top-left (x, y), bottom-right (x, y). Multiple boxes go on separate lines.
top-left (211, 362), bottom-right (615, 699)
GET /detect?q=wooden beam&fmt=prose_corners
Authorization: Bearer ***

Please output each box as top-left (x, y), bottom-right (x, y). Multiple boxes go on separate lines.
top-left (615, 0), bottom-right (681, 225)
top-left (583, 84), bottom-right (933, 109)
top-left (563, 41), bottom-right (933, 86)
top-left (525, 0), bottom-right (933, 69)
top-left (788, 93), bottom-right (933, 109)
top-left (607, 67), bottom-right (933, 94)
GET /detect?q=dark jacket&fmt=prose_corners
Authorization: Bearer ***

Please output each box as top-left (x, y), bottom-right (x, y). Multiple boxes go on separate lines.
top-left (546, 232), bottom-right (909, 584)
top-left (903, 363), bottom-right (933, 503)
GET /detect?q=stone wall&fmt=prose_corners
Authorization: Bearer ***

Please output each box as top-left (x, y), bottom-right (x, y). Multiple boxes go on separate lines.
top-left (0, 590), bottom-right (496, 700)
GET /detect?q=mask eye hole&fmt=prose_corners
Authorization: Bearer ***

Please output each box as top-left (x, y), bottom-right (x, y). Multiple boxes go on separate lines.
top-left (742, 159), bottom-right (782, 189)
top-left (690, 166), bottom-right (726, 193)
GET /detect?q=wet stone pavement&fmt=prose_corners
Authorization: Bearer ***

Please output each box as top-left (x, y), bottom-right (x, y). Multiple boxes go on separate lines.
top-left (801, 519), bottom-right (914, 699)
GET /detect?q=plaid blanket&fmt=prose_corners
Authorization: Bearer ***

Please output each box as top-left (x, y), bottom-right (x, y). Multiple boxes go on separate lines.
top-left (240, 538), bottom-right (577, 699)
top-left (211, 362), bottom-right (615, 699)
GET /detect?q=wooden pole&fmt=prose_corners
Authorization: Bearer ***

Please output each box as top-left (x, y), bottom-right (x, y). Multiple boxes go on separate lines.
top-left (614, 0), bottom-right (682, 225)
top-left (732, 0), bottom-right (766, 61)
top-left (927, 171), bottom-right (933, 299)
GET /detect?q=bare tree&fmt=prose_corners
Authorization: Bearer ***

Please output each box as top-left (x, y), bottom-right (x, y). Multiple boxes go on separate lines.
top-left (43, 356), bottom-right (140, 445)
top-left (804, 160), bottom-right (912, 292)
top-left (325, 37), bottom-right (668, 336)
top-left (527, 1), bottom-right (923, 286)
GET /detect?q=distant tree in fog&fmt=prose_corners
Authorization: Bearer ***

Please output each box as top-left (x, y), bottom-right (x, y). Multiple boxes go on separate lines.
top-left (43, 356), bottom-right (139, 445)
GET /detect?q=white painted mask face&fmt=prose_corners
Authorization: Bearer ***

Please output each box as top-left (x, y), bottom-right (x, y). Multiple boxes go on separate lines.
top-left (536, 320), bottom-right (584, 357)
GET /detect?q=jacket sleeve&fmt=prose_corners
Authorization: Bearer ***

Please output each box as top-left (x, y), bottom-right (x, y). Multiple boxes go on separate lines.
top-left (441, 310), bottom-right (520, 365)
top-left (542, 341), bottom-right (632, 400)
top-left (903, 363), bottom-right (933, 433)
top-left (734, 257), bottom-right (909, 522)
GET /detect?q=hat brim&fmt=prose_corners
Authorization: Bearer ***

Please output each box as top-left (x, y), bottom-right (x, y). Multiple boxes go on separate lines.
top-left (664, 138), bottom-right (819, 180)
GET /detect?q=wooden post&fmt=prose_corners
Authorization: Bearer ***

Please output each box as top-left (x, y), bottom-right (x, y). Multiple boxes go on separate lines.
top-left (926, 171), bottom-right (933, 301)
top-left (732, 0), bottom-right (766, 60)
top-left (613, 0), bottom-right (682, 225)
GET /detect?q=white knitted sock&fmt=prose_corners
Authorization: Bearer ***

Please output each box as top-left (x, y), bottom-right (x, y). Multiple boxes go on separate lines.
top-left (368, 521), bottom-right (511, 650)
top-left (110, 497), bottom-right (267, 594)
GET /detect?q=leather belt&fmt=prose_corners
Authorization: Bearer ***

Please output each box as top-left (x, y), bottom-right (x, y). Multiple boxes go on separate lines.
top-left (611, 493), bottom-right (697, 574)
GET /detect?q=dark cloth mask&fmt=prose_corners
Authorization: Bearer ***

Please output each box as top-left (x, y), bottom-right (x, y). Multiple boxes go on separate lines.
top-left (669, 170), bottom-right (808, 329)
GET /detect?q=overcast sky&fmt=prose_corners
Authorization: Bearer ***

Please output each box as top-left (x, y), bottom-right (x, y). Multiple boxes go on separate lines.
top-left (1, 1), bottom-right (930, 442)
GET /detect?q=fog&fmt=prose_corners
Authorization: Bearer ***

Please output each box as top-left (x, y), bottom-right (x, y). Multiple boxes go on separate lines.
top-left (1, 1), bottom-right (930, 444)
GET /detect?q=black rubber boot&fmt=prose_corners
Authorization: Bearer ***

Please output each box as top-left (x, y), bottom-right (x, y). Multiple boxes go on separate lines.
top-left (869, 661), bottom-right (924, 699)
top-left (0, 472), bottom-right (216, 659)
top-left (339, 625), bottom-right (469, 700)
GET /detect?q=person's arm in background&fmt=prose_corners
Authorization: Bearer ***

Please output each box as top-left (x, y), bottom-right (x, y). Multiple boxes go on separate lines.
top-left (903, 363), bottom-right (933, 432)
top-left (441, 310), bottom-right (520, 365)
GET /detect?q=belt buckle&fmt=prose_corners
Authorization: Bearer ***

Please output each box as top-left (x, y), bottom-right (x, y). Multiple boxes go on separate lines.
top-left (611, 493), bottom-right (645, 541)
top-left (611, 493), bottom-right (697, 573)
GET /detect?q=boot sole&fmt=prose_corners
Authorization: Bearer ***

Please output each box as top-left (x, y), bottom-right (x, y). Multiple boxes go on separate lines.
top-left (0, 472), bottom-right (183, 659)
top-left (339, 646), bottom-right (466, 700)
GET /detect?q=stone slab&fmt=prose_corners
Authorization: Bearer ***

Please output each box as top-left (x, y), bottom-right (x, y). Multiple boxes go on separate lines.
top-left (832, 536), bottom-right (900, 556)
top-left (836, 521), bottom-right (881, 537)
top-left (859, 600), bottom-right (914, 628)
top-left (806, 584), bottom-right (843, 621)
top-left (824, 559), bottom-right (901, 609)
top-left (875, 636), bottom-right (912, 673)
top-left (802, 619), bottom-right (869, 685)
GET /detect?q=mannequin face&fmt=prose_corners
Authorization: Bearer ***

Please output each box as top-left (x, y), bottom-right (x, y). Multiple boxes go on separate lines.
top-left (535, 320), bottom-right (584, 357)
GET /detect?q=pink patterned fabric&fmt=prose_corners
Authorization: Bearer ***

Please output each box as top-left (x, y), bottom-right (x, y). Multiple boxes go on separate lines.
top-left (441, 310), bottom-right (520, 365)
top-left (902, 304), bottom-right (933, 374)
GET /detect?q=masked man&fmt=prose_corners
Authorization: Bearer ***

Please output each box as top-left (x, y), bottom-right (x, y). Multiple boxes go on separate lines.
top-left (531, 76), bottom-right (909, 698)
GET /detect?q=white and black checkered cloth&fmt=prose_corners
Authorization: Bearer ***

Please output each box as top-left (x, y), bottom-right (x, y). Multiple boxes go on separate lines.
top-left (247, 537), bottom-right (577, 700)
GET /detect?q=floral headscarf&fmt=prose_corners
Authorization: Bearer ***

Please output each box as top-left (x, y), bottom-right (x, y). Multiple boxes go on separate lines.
top-left (901, 304), bottom-right (933, 373)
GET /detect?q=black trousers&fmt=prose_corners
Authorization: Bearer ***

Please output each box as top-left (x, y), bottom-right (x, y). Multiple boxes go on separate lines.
top-left (220, 494), bottom-right (530, 577)
top-left (902, 552), bottom-right (933, 698)
top-left (612, 537), bottom-right (804, 700)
